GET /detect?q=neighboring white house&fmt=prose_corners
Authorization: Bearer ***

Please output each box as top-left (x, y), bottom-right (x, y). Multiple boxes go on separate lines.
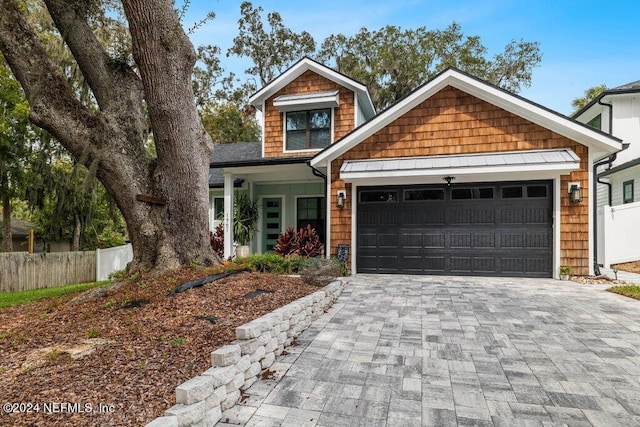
top-left (574, 80), bottom-right (640, 267)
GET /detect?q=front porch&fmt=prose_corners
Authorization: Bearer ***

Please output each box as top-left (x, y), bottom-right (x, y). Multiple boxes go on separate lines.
top-left (209, 159), bottom-right (326, 258)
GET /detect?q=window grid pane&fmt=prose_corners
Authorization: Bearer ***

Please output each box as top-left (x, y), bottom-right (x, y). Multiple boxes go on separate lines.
top-left (286, 109), bottom-right (331, 150)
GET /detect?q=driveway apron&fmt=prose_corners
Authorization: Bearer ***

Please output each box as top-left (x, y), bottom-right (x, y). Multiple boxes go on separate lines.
top-left (217, 275), bottom-right (640, 426)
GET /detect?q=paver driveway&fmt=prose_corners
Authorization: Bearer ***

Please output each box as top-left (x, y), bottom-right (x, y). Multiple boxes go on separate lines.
top-left (218, 275), bottom-right (640, 426)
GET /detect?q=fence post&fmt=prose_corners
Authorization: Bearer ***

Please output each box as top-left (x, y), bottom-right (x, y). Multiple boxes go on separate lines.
top-left (602, 206), bottom-right (610, 269)
top-left (96, 248), bottom-right (101, 282)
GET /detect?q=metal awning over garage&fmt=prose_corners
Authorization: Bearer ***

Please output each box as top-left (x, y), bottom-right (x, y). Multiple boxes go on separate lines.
top-left (340, 148), bottom-right (580, 184)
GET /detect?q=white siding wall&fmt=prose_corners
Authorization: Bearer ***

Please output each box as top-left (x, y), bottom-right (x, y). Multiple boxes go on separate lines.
top-left (609, 166), bottom-right (640, 206)
top-left (356, 103), bottom-right (368, 127)
top-left (611, 95), bottom-right (640, 166)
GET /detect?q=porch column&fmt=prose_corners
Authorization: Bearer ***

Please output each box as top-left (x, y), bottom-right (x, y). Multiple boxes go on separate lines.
top-left (223, 172), bottom-right (234, 259)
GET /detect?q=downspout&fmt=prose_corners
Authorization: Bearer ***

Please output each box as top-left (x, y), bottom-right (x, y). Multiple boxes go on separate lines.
top-left (306, 161), bottom-right (328, 251)
top-left (593, 155), bottom-right (616, 276)
top-left (593, 97), bottom-right (614, 276)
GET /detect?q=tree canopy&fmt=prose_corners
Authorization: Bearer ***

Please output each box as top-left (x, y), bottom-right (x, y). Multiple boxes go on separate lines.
top-left (317, 23), bottom-right (541, 110)
top-left (227, 4), bottom-right (542, 111)
top-left (572, 84), bottom-right (607, 113)
top-left (0, 0), bottom-right (215, 271)
top-left (228, 1), bottom-right (316, 87)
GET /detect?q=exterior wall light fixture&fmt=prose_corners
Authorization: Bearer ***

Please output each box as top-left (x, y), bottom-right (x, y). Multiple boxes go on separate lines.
top-left (568, 182), bottom-right (581, 203)
top-left (337, 190), bottom-right (346, 208)
top-left (443, 176), bottom-right (455, 187)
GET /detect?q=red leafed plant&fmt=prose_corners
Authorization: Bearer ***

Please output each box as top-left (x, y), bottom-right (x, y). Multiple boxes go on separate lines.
top-left (274, 226), bottom-right (297, 256)
top-left (209, 223), bottom-right (224, 258)
top-left (274, 224), bottom-right (322, 258)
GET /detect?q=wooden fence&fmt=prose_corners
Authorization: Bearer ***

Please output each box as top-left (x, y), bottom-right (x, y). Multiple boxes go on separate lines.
top-left (0, 251), bottom-right (97, 293)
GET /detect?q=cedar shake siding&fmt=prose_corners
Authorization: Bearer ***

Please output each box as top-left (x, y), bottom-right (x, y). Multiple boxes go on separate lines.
top-left (330, 86), bottom-right (591, 275)
top-left (263, 70), bottom-right (355, 158)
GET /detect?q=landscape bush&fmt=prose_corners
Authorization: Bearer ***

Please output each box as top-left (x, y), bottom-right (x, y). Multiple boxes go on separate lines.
top-left (209, 223), bottom-right (224, 258)
top-left (274, 225), bottom-right (322, 258)
top-left (245, 253), bottom-right (306, 274)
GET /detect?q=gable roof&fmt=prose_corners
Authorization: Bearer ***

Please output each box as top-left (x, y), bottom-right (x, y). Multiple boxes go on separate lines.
top-left (248, 57), bottom-right (375, 119)
top-left (311, 67), bottom-right (622, 167)
top-left (573, 79), bottom-right (640, 118)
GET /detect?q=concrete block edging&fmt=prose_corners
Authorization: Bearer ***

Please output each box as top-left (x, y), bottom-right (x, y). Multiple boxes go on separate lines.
top-left (146, 279), bottom-right (347, 427)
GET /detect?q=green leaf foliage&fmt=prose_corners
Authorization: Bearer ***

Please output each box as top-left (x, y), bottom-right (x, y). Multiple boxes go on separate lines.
top-left (201, 102), bottom-right (260, 144)
top-left (317, 23), bottom-right (542, 110)
top-left (228, 2), bottom-right (316, 86)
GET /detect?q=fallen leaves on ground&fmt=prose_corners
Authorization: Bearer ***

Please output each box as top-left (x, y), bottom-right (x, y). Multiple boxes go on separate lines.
top-left (0, 267), bottom-right (317, 426)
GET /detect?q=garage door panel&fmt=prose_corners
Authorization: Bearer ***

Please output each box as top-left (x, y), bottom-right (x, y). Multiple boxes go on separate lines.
top-left (526, 233), bottom-right (551, 248)
top-left (450, 257), bottom-right (472, 272)
top-left (473, 257), bottom-right (496, 273)
top-left (424, 257), bottom-right (446, 272)
top-left (450, 234), bottom-right (472, 248)
top-left (501, 208), bottom-right (525, 223)
top-left (376, 233), bottom-right (397, 248)
top-left (377, 256), bottom-right (399, 273)
top-left (526, 208), bottom-right (551, 223)
top-left (471, 209), bottom-right (495, 224)
top-left (357, 181), bottom-right (552, 277)
top-left (501, 257), bottom-right (524, 273)
top-left (358, 254), bottom-right (399, 273)
top-left (501, 232), bottom-right (551, 249)
top-left (472, 234), bottom-right (495, 248)
top-left (525, 257), bottom-right (551, 274)
top-left (424, 233), bottom-right (445, 248)
top-left (399, 233), bottom-right (422, 248)
top-left (423, 210), bottom-right (446, 225)
top-left (359, 232), bottom-right (379, 248)
top-left (402, 211), bottom-right (423, 225)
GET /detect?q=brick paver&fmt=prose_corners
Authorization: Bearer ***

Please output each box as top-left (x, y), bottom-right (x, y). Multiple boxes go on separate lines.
top-left (218, 275), bottom-right (640, 426)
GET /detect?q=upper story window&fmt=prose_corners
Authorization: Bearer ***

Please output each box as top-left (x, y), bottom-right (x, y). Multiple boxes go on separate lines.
top-left (286, 109), bottom-right (331, 150)
top-left (586, 114), bottom-right (601, 131)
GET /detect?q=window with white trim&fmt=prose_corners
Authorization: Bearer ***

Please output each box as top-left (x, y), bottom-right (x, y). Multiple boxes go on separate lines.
top-left (623, 180), bottom-right (634, 204)
top-left (286, 109), bottom-right (331, 150)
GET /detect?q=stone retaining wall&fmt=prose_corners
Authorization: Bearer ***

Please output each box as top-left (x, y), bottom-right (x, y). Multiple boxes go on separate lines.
top-left (146, 280), bottom-right (346, 427)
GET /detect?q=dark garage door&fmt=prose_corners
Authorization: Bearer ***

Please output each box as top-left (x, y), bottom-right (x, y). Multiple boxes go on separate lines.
top-left (356, 181), bottom-right (553, 277)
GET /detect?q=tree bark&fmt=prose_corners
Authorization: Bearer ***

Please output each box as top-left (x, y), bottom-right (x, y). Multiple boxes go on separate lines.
top-left (1, 194), bottom-right (12, 252)
top-left (72, 213), bottom-right (81, 252)
top-left (0, 0), bottom-right (216, 272)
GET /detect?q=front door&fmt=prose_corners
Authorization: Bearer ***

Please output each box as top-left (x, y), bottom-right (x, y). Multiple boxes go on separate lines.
top-left (262, 198), bottom-right (282, 252)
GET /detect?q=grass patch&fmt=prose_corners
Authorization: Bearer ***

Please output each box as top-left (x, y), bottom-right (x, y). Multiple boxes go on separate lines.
top-left (0, 281), bottom-right (110, 308)
top-left (608, 285), bottom-right (640, 300)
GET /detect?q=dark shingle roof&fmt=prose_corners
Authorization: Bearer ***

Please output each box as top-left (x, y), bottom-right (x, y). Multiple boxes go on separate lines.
top-left (610, 80), bottom-right (640, 92)
top-left (573, 79), bottom-right (640, 118)
top-left (209, 142), bottom-right (262, 188)
top-left (208, 141), bottom-right (315, 187)
top-left (210, 141), bottom-right (262, 165)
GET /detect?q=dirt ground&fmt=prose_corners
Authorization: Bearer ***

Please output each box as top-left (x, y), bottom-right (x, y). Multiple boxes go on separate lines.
top-left (0, 267), bottom-right (318, 426)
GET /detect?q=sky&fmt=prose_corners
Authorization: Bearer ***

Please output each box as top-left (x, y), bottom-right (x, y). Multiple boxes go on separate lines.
top-left (183, 0), bottom-right (640, 116)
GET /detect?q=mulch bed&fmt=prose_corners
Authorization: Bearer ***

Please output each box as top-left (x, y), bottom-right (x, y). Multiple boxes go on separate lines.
top-left (0, 267), bottom-right (318, 426)
top-left (613, 260), bottom-right (640, 275)
top-left (570, 275), bottom-right (628, 285)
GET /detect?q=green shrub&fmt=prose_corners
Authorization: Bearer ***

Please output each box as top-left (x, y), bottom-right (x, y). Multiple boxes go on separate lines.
top-left (246, 253), bottom-right (296, 274)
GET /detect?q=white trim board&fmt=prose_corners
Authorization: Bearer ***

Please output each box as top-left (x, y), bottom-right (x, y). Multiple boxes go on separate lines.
top-left (311, 68), bottom-right (621, 167)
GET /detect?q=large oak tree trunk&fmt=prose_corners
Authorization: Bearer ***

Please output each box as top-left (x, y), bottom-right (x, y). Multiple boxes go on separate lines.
top-left (0, 0), bottom-right (216, 272)
top-left (1, 194), bottom-right (11, 252)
